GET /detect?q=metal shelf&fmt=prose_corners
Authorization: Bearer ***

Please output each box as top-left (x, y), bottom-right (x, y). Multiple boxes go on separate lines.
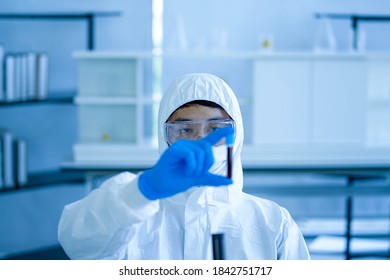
top-left (0, 11), bottom-right (121, 50)
top-left (0, 93), bottom-right (75, 107)
top-left (315, 13), bottom-right (390, 50)
top-left (0, 170), bottom-right (85, 193)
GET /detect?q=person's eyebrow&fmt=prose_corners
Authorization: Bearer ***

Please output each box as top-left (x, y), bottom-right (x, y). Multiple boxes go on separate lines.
top-left (208, 117), bottom-right (227, 121)
top-left (172, 118), bottom-right (193, 121)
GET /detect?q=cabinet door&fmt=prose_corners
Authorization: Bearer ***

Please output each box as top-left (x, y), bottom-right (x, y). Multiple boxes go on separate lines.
top-left (311, 58), bottom-right (367, 144)
top-left (78, 58), bottom-right (139, 97)
top-left (253, 58), bottom-right (311, 144)
top-left (366, 57), bottom-right (390, 146)
top-left (78, 105), bottom-right (137, 144)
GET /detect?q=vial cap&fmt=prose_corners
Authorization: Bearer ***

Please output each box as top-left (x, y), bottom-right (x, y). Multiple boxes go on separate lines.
top-left (226, 133), bottom-right (234, 146)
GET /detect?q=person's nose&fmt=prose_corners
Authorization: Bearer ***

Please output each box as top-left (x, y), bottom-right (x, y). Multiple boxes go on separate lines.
top-left (193, 124), bottom-right (208, 140)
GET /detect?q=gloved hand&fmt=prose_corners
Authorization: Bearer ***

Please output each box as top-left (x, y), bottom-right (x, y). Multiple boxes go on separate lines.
top-left (138, 126), bottom-right (234, 200)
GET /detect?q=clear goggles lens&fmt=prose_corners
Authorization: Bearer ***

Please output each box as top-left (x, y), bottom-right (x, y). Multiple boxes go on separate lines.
top-left (164, 119), bottom-right (235, 145)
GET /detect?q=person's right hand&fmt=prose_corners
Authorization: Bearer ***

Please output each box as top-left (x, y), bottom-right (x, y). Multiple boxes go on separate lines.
top-left (138, 126), bottom-right (234, 200)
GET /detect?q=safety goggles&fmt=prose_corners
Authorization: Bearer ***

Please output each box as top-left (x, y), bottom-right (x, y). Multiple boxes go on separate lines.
top-left (164, 119), bottom-right (235, 145)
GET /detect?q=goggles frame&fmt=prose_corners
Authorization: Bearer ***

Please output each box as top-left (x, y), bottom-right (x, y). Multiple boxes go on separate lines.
top-left (164, 119), bottom-right (235, 145)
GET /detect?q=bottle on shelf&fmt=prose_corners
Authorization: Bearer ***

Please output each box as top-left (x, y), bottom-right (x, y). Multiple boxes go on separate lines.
top-left (0, 129), bottom-right (28, 190)
top-left (0, 46), bottom-right (49, 104)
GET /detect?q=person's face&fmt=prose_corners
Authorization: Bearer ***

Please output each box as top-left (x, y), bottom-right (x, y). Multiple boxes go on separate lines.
top-left (165, 105), bottom-right (232, 146)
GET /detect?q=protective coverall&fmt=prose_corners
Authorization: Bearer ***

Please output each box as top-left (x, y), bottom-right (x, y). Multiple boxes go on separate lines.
top-left (58, 73), bottom-right (310, 260)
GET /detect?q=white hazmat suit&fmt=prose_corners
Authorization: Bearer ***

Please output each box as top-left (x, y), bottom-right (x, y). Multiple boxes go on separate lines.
top-left (58, 73), bottom-right (310, 260)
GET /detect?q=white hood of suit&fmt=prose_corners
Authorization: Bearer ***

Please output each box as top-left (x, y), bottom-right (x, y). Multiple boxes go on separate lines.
top-left (157, 73), bottom-right (244, 203)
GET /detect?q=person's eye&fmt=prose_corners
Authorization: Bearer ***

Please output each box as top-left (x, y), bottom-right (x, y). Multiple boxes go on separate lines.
top-left (207, 126), bottom-right (220, 134)
top-left (179, 128), bottom-right (193, 136)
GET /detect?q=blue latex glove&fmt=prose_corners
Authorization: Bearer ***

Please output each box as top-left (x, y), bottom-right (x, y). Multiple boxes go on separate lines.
top-left (138, 126), bottom-right (234, 200)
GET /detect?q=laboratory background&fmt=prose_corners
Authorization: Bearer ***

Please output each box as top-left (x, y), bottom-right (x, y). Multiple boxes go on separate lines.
top-left (0, 0), bottom-right (390, 260)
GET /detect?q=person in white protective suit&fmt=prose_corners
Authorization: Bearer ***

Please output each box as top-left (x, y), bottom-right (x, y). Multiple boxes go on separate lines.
top-left (58, 73), bottom-right (310, 260)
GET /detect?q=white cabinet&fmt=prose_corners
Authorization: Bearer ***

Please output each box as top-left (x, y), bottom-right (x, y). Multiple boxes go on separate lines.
top-left (73, 52), bottom-right (159, 162)
top-left (253, 56), bottom-right (311, 144)
top-left (253, 54), bottom-right (367, 146)
top-left (311, 57), bottom-right (366, 144)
